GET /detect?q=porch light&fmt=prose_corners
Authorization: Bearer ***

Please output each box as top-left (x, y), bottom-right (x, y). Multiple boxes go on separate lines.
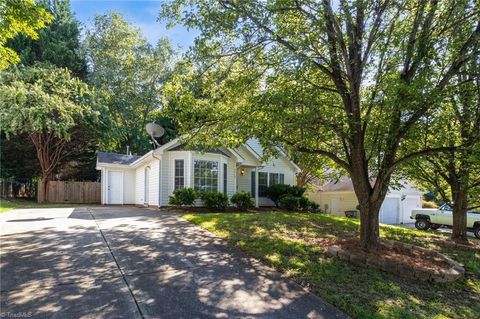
top-left (240, 168), bottom-right (245, 176)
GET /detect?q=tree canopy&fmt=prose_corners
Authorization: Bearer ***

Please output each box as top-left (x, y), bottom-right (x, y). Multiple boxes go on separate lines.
top-left (161, 0), bottom-right (480, 249)
top-left (0, 0), bottom-right (53, 69)
top-left (0, 64), bottom-right (97, 201)
top-left (7, 0), bottom-right (87, 79)
top-left (403, 53), bottom-right (480, 240)
top-left (84, 12), bottom-right (177, 154)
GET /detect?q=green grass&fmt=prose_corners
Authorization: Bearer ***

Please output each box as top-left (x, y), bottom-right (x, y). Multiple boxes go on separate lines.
top-left (183, 212), bottom-right (480, 319)
top-left (0, 198), bottom-right (95, 212)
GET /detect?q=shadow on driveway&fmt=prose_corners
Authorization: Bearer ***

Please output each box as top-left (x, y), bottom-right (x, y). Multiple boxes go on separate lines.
top-left (0, 206), bottom-right (347, 319)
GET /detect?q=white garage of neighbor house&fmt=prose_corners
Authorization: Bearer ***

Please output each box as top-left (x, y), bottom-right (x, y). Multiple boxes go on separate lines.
top-left (96, 137), bottom-right (300, 207)
top-left (308, 177), bottom-right (422, 224)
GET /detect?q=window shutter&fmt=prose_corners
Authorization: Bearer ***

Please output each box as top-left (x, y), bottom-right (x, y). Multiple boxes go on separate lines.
top-left (223, 163), bottom-right (227, 194)
top-left (251, 171), bottom-right (255, 197)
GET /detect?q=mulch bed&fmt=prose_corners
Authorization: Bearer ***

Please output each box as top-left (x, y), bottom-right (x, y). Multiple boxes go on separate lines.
top-left (430, 237), bottom-right (480, 251)
top-left (335, 238), bottom-right (451, 272)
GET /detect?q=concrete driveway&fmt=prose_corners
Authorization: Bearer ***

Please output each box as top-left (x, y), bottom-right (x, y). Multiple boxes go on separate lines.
top-left (0, 206), bottom-right (346, 319)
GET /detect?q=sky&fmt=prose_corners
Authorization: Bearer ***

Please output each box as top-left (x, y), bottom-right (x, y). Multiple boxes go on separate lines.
top-left (71, 0), bottom-right (197, 51)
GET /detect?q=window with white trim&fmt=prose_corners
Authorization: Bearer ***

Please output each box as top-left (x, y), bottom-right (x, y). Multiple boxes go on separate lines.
top-left (269, 173), bottom-right (279, 186)
top-left (174, 160), bottom-right (184, 190)
top-left (194, 160), bottom-right (218, 192)
top-left (258, 172), bottom-right (268, 197)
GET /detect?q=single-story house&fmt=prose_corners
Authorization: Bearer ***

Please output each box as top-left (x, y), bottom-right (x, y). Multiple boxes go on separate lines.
top-left (96, 138), bottom-right (301, 207)
top-left (307, 176), bottom-right (422, 224)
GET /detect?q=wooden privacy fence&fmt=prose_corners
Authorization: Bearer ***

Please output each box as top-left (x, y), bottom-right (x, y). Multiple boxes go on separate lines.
top-left (38, 181), bottom-right (101, 203)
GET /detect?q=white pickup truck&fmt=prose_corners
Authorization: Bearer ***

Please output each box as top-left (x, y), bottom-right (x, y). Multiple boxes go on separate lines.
top-left (411, 204), bottom-right (480, 239)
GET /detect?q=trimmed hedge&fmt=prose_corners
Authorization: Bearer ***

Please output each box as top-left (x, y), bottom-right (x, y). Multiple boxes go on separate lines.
top-left (279, 195), bottom-right (301, 210)
top-left (169, 188), bottom-right (197, 206)
top-left (230, 192), bottom-right (254, 210)
top-left (279, 195), bottom-right (320, 212)
top-left (199, 191), bottom-right (229, 210)
top-left (265, 184), bottom-right (306, 207)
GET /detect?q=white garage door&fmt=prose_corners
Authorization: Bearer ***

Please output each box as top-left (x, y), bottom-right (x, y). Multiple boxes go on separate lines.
top-left (108, 171), bottom-right (123, 204)
top-left (401, 197), bottom-right (419, 224)
top-left (381, 197), bottom-right (399, 224)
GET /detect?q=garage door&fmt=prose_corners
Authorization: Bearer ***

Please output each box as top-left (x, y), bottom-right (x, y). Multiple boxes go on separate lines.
top-left (401, 197), bottom-right (419, 224)
top-left (381, 197), bottom-right (399, 224)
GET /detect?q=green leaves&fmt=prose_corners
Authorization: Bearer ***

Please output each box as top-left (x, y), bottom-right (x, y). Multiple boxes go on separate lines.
top-left (84, 12), bottom-right (175, 154)
top-left (0, 65), bottom-right (94, 140)
top-left (0, 0), bottom-right (53, 69)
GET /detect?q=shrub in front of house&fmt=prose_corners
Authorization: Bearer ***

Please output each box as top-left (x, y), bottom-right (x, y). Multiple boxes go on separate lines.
top-left (169, 188), bottom-right (197, 206)
top-left (199, 191), bottom-right (229, 210)
top-left (279, 194), bottom-right (301, 211)
top-left (298, 197), bottom-right (320, 212)
top-left (230, 192), bottom-right (254, 210)
top-left (265, 184), bottom-right (306, 207)
top-left (308, 200), bottom-right (320, 212)
top-left (278, 194), bottom-right (319, 212)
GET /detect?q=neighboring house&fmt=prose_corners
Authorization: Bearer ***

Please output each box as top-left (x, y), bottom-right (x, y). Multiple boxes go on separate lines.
top-left (308, 176), bottom-right (422, 224)
top-left (96, 138), bottom-right (300, 207)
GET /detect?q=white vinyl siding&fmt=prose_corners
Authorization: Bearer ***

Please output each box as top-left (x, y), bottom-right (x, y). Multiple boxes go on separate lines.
top-left (307, 190), bottom-right (421, 225)
top-left (135, 158), bottom-right (160, 206)
top-left (123, 169), bottom-right (136, 204)
top-left (160, 151), bottom-right (236, 207)
top-left (308, 192), bottom-right (359, 216)
top-left (98, 138), bottom-right (298, 208)
top-left (236, 154), bottom-right (297, 206)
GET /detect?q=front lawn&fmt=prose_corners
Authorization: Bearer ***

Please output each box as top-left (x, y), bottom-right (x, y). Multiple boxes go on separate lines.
top-left (0, 198), bottom-right (95, 212)
top-left (183, 212), bottom-right (480, 319)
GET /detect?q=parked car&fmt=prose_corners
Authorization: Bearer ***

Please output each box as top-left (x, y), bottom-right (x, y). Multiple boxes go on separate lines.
top-left (411, 204), bottom-right (480, 239)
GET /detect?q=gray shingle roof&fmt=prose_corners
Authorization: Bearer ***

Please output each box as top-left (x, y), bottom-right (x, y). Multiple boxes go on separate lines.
top-left (97, 152), bottom-right (141, 165)
top-left (169, 144), bottom-right (229, 157)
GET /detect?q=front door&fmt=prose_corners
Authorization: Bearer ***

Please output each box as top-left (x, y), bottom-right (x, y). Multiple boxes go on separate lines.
top-left (107, 171), bottom-right (123, 204)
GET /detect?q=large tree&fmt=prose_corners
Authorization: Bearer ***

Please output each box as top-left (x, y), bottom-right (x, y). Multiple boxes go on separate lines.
top-left (84, 13), bottom-right (176, 154)
top-left (0, 0), bottom-right (53, 69)
top-left (7, 0), bottom-right (87, 79)
top-left (161, 0), bottom-right (480, 249)
top-left (2, 0), bottom-right (92, 184)
top-left (404, 55), bottom-right (480, 242)
top-left (0, 65), bottom-right (96, 202)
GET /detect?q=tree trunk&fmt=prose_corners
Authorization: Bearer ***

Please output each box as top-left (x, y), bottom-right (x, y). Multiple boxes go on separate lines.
top-left (350, 156), bottom-right (390, 250)
top-left (38, 176), bottom-right (49, 203)
top-left (451, 186), bottom-right (468, 242)
top-left (358, 201), bottom-right (382, 250)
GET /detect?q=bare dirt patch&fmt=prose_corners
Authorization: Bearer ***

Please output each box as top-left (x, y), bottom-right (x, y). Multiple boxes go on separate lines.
top-left (340, 238), bottom-right (451, 271)
top-left (326, 238), bottom-right (464, 282)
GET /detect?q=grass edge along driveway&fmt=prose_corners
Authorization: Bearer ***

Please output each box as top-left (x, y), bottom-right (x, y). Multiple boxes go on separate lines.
top-left (0, 199), bottom-right (96, 212)
top-left (183, 212), bottom-right (480, 319)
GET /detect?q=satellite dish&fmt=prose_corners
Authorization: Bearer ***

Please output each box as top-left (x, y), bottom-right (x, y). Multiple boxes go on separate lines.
top-left (145, 122), bottom-right (165, 148)
top-left (146, 122), bottom-right (165, 138)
